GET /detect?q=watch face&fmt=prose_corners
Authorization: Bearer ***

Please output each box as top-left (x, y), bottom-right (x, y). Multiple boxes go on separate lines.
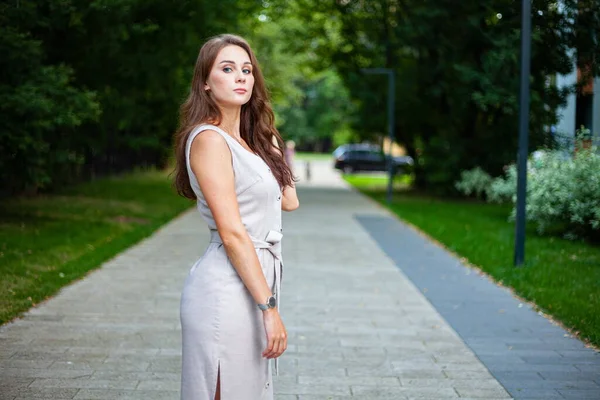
top-left (268, 296), bottom-right (277, 308)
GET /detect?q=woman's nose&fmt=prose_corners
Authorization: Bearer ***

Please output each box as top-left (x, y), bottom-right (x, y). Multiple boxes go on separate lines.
top-left (236, 73), bottom-right (246, 83)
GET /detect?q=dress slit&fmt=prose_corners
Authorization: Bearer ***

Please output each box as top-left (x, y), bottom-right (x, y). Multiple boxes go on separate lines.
top-left (214, 361), bottom-right (221, 400)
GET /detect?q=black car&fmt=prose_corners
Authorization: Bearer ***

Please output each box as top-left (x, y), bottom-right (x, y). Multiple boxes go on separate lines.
top-left (333, 144), bottom-right (413, 174)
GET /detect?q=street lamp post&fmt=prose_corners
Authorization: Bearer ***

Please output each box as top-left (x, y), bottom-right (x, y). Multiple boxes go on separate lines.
top-left (514, 0), bottom-right (531, 267)
top-left (360, 68), bottom-right (395, 204)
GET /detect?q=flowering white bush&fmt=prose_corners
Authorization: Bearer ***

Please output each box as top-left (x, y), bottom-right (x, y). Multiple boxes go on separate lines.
top-left (455, 167), bottom-right (493, 199)
top-left (527, 148), bottom-right (600, 236)
top-left (487, 164), bottom-right (518, 204)
top-left (456, 147), bottom-right (600, 238)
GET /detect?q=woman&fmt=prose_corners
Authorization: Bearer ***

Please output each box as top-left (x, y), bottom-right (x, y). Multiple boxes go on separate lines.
top-left (173, 34), bottom-right (299, 400)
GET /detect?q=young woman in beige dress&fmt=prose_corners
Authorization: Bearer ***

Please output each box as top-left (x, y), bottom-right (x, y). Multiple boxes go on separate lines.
top-left (172, 34), bottom-right (299, 400)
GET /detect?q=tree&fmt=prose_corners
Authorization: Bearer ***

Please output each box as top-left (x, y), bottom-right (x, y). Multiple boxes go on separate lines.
top-left (249, 0), bottom-right (357, 151)
top-left (0, 0), bottom-right (265, 195)
top-left (278, 70), bottom-right (357, 151)
top-left (0, 1), bottom-right (100, 194)
top-left (284, 0), bottom-right (600, 193)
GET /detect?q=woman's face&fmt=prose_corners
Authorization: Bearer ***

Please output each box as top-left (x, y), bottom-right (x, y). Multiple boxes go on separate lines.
top-left (205, 45), bottom-right (254, 108)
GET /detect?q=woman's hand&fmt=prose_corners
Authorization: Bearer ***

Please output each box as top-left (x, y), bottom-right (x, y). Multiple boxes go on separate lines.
top-left (262, 308), bottom-right (287, 359)
top-left (281, 184), bottom-right (299, 211)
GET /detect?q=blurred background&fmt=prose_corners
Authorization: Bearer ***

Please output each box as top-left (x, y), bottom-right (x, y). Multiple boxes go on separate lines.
top-left (1, 0), bottom-right (600, 343)
top-left (2, 0), bottom-right (599, 197)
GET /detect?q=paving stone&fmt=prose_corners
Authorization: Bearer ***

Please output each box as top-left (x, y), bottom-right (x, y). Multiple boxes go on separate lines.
top-left (135, 380), bottom-right (180, 391)
top-left (484, 363), bottom-right (580, 372)
top-left (491, 371), bottom-right (543, 381)
top-left (352, 385), bottom-right (459, 398)
top-left (539, 371), bottom-right (600, 381)
top-left (298, 396), bottom-right (355, 400)
top-left (275, 381), bottom-right (351, 396)
top-left (504, 388), bottom-right (564, 398)
top-left (12, 398), bottom-right (76, 400)
top-left (521, 355), bottom-right (598, 365)
top-left (0, 360), bottom-right (54, 369)
top-left (28, 378), bottom-right (138, 390)
top-left (298, 375), bottom-right (400, 386)
top-left (442, 370), bottom-right (496, 380)
top-left (358, 211), bottom-right (600, 400)
top-left (502, 379), bottom-right (600, 390)
top-left (90, 371), bottom-right (179, 381)
top-left (400, 378), bottom-right (504, 390)
top-left (454, 387), bottom-right (514, 398)
top-left (2, 388), bottom-right (80, 399)
top-left (557, 388), bottom-right (600, 399)
top-left (1, 161), bottom-right (596, 399)
top-left (73, 389), bottom-right (178, 399)
top-left (407, 399), bottom-right (510, 400)
top-left (576, 364), bottom-right (600, 372)
top-left (0, 368), bottom-right (93, 379)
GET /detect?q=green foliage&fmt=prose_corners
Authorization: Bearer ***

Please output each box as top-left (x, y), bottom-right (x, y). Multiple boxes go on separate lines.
top-left (286, 0), bottom-right (600, 192)
top-left (5, 0), bottom-right (600, 195)
top-left (278, 70), bottom-right (358, 150)
top-left (464, 148), bottom-right (600, 239)
top-left (487, 164), bottom-right (518, 204)
top-left (251, 0), bottom-right (357, 151)
top-left (524, 149), bottom-right (600, 238)
top-left (0, 5), bottom-right (100, 194)
top-left (455, 167), bottom-right (493, 199)
top-left (1, 0), bottom-right (263, 195)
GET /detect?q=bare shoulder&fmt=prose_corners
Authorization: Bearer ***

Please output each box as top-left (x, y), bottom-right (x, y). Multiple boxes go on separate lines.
top-left (190, 129), bottom-right (228, 153)
top-left (189, 129), bottom-right (232, 175)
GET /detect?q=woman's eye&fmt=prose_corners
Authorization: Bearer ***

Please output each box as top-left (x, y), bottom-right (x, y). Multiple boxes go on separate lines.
top-left (223, 67), bottom-right (232, 72)
top-left (243, 69), bottom-right (252, 74)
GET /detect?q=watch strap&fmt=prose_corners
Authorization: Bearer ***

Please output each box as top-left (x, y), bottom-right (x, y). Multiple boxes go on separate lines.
top-left (258, 295), bottom-right (276, 310)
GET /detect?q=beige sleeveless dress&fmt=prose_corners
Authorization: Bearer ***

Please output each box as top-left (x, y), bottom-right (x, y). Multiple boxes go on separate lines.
top-left (180, 124), bottom-right (283, 400)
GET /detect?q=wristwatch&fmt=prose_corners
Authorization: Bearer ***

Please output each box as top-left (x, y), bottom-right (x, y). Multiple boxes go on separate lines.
top-left (258, 296), bottom-right (277, 311)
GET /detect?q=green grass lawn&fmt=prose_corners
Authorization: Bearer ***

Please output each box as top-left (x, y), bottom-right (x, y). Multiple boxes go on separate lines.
top-left (295, 152), bottom-right (334, 161)
top-left (342, 173), bottom-right (413, 190)
top-left (0, 168), bottom-right (192, 325)
top-left (345, 175), bottom-right (600, 348)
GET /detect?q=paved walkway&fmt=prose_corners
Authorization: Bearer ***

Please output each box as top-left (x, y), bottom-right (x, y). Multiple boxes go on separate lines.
top-left (0, 160), bottom-right (597, 399)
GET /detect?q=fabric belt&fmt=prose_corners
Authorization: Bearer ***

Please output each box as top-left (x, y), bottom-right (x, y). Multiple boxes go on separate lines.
top-left (209, 229), bottom-right (283, 375)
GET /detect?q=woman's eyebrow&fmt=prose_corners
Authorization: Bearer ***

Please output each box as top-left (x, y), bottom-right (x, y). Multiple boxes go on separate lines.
top-left (218, 60), bottom-right (253, 65)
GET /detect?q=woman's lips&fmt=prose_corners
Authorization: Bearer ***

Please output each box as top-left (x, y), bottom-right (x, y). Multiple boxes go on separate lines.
top-left (234, 89), bottom-right (247, 94)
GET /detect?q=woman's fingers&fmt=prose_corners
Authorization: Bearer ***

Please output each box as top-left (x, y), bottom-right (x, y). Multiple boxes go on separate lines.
top-left (264, 334), bottom-right (287, 359)
top-left (263, 311), bottom-right (288, 358)
top-left (263, 336), bottom-right (275, 358)
top-left (272, 336), bottom-right (283, 358)
top-left (272, 332), bottom-right (287, 358)
top-left (267, 335), bottom-right (281, 358)
top-left (278, 331), bottom-right (287, 357)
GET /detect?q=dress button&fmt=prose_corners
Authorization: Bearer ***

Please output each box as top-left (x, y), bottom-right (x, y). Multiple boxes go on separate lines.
top-left (277, 196), bottom-right (281, 201)
top-left (265, 382), bottom-right (270, 388)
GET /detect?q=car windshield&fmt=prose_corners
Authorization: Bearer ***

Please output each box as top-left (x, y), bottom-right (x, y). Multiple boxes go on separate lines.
top-left (334, 144), bottom-right (381, 157)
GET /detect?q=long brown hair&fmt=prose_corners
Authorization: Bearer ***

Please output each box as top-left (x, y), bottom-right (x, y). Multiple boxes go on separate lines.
top-left (172, 34), bottom-right (295, 200)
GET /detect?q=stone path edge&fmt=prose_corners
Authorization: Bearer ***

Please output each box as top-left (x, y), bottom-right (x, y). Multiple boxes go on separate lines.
top-left (356, 213), bottom-right (600, 400)
top-left (349, 187), bottom-right (598, 351)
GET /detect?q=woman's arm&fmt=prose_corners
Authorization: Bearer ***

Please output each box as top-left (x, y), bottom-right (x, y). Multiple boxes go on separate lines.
top-left (271, 137), bottom-right (299, 212)
top-left (281, 184), bottom-right (299, 211)
top-left (189, 130), bottom-right (287, 358)
top-left (189, 130), bottom-right (273, 304)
